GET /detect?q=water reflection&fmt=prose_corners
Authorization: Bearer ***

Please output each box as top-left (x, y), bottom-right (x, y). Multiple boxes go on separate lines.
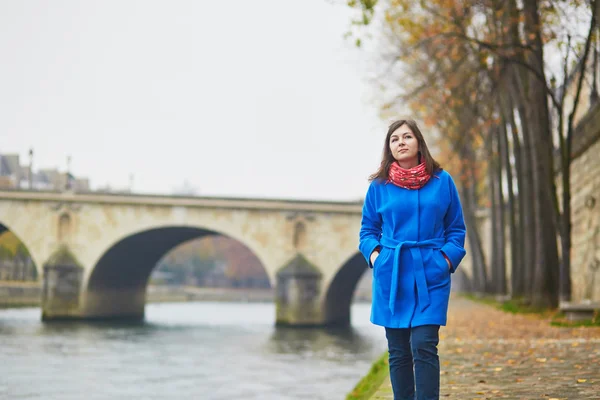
top-left (0, 302), bottom-right (385, 400)
top-left (268, 325), bottom-right (374, 356)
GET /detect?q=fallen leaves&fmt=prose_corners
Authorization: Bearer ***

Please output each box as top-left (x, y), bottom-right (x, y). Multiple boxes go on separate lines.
top-left (435, 297), bottom-right (600, 398)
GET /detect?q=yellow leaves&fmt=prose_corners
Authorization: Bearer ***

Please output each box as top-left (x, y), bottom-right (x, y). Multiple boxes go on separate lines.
top-left (423, 116), bottom-right (437, 127)
top-left (536, 357), bottom-right (547, 363)
top-left (577, 378), bottom-right (587, 383)
top-left (449, 46), bottom-right (463, 61)
top-left (384, 11), bottom-right (393, 24)
top-left (472, 133), bottom-right (484, 148)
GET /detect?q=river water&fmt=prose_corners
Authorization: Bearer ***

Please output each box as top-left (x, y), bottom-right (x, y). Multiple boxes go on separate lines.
top-left (0, 302), bottom-right (386, 400)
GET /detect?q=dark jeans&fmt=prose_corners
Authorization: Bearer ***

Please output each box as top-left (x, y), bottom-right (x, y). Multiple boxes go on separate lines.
top-left (385, 325), bottom-right (440, 400)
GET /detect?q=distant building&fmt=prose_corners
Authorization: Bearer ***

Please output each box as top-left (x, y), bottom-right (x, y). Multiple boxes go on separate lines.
top-left (71, 177), bottom-right (90, 192)
top-left (95, 184), bottom-right (131, 194)
top-left (0, 153), bottom-right (90, 192)
top-left (0, 258), bottom-right (37, 281)
top-left (0, 154), bottom-right (22, 189)
top-left (0, 175), bottom-right (14, 189)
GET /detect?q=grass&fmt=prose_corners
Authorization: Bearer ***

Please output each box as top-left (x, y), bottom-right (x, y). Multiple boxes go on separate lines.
top-left (462, 293), bottom-right (548, 314)
top-left (462, 293), bottom-right (600, 327)
top-left (497, 299), bottom-right (548, 316)
top-left (346, 352), bottom-right (389, 400)
top-left (550, 310), bottom-right (600, 327)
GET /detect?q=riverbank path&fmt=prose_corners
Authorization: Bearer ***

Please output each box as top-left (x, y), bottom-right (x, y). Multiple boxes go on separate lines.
top-left (369, 295), bottom-right (600, 399)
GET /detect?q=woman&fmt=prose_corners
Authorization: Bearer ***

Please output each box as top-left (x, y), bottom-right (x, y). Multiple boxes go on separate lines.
top-left (359, 119), bottom-right (466, 400)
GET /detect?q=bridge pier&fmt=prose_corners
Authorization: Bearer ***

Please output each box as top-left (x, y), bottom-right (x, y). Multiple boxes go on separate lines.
top-left (275, 254), bottom-right (324, 327)
top-left (41, 246), bottom-right (84, 321)
top-left (41, 245), bottom-right (146, 321)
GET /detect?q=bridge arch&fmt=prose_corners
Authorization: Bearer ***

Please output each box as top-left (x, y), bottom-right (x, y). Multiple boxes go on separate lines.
top-left (0, 190), bottom-right (364, 325)
top-left (0, 222), bottom-right (40, 280)
top-left (82, 225), bottom-right (272, 319)
top-left (323, 251), bottom-right (369, 326)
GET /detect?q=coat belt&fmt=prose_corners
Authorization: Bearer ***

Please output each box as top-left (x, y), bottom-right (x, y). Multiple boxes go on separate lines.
top-left (379, 237), bottom-right (446, 315)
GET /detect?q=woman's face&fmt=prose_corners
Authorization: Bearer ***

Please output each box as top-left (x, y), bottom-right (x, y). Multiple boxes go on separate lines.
top-left (389, 124), bottom-right (419, 166)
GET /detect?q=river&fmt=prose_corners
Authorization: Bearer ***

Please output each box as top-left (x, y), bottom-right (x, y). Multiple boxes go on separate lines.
top-left (0, 301), bottom-right (386, 400)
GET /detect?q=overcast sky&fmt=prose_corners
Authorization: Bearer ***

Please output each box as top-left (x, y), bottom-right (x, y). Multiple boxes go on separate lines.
top-left (1, 0), bottom-right (389, 201)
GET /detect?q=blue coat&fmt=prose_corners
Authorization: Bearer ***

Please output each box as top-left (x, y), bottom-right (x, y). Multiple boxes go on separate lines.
top-left (359, 170), bottom-right (466, 328)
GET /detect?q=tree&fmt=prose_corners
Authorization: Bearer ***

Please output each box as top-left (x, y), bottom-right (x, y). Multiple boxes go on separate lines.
top-left (346, 0), bottom-right (598, 307)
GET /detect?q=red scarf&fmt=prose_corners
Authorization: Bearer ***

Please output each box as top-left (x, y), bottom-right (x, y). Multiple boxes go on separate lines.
top-left (387, 161), bottom-right (431, 190)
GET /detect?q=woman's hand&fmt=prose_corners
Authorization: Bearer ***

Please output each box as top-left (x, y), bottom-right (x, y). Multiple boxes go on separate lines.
top-left (370, 250), bottom-right (380, 266)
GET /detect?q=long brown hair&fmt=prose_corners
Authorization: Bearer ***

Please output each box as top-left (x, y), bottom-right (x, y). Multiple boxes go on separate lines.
top-left (369, 119), bottom-right (442, 182)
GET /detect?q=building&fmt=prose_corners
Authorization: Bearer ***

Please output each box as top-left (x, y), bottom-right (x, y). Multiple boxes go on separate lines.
top-left (0, 153), bottom-right (90, 192)
top-left (0, 154), bottom-right (22, 189)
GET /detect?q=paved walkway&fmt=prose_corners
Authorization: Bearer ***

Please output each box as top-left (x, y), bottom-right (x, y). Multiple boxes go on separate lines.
top-left (370, 296), bottom-right (600, 399)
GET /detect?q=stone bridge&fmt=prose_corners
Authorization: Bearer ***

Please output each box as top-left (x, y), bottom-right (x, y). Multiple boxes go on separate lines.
top-left (0, 190), bottom-right (367, 326)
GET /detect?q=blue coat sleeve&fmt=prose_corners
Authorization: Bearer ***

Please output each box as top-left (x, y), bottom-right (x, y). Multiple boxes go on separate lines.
top-left (440, 174), bottom-right (467, 273)
top-left (359, 182), bottom-right (382, 268)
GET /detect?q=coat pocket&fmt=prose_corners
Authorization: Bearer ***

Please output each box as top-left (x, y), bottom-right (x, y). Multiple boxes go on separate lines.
top-left (425, 249), bottom-right (450, 287)
top-left (373, 248), bottom-right (393, 298)
top-left (373, 247), bottom-right (391, 278)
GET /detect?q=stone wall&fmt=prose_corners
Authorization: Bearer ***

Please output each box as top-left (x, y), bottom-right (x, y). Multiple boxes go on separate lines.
top-left (0, 281), bottom-right (41, 307)
top-left (461, 101), bottom-right (600, 301)
top-left (564, 102), bottom-right (600, 302)
top-left (0, 283), bottom-right (275, 307)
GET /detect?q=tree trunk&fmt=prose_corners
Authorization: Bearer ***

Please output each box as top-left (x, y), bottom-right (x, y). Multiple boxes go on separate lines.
top-left (488, 127), bottom-right (505, 294)
top-left (499, 114), bottom-right (514, 296)
top-left (458, 138), bottom-right (488, 292)
top-left (560, 163), bottom-right (572, 303)
top-left (523, 0), bottom-right (560, 308)
top-left (509, 74), bottom-right (537, 302)
top-left (506, 0), bottom-right (536, 303)
top-left (461, 184), bottom-right (487, 293)
top-left (507, 103), bottom-right (526, 297)
top-left (493, 127), bottom-right (507, 294)
top-left (471, 161), bottom-right (489, 292)
top-left (463, 142), bottom-right (488, 293)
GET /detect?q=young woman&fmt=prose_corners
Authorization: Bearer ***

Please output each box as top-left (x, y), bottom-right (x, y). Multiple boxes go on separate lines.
top-left (359, 119), bottom-right (466, 400)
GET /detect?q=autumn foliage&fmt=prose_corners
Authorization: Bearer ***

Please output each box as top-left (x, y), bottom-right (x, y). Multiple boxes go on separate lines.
top-left (348, 0), bottom-right (599, 308)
